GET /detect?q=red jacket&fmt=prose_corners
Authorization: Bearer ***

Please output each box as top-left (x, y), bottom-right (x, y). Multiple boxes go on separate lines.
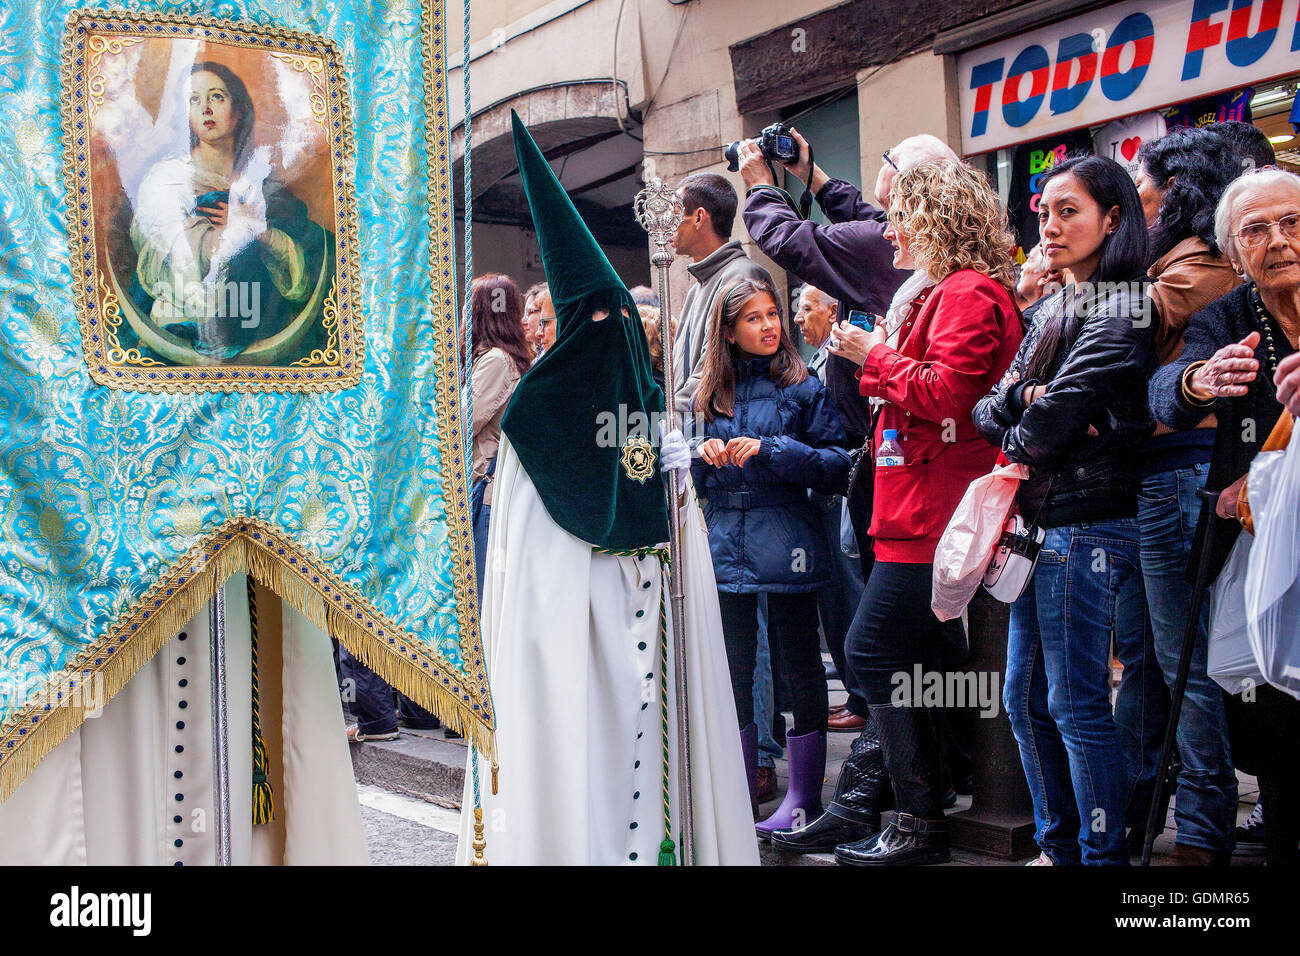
top-left (856, 269), bottom-right (1023, 563)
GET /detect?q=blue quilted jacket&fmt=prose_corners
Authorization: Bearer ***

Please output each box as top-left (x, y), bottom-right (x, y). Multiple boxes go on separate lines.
top-left (690, 356), bottom-right (850, 593)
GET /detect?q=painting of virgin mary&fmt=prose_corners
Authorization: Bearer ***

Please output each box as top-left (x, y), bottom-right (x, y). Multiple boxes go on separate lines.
top-left (111, 60), bottom-right (334, 366)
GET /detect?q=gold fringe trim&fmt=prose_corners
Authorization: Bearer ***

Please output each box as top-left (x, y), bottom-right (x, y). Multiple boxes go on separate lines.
top-left (1, 521), bottom-right (494, 803)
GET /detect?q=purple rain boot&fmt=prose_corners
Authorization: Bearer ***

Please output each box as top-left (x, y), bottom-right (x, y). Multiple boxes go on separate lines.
top-left (755, 730), bottom-right (826, 841)
top-left (740, 723), bottom-right (759, 818)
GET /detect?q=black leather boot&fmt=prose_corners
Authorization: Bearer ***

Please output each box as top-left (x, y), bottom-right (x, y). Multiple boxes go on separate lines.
top-left (770, 714), bottom-right (893, 854)
top-left (834, 702), bottom-right (949, 866)
top-left (834, 812), bottom-right (949, 866)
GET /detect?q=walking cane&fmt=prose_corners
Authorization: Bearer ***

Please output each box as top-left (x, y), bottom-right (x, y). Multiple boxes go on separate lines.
top-left (634, 179), bottom-right (694, 865)
top-left (1139, 487), bottom-right (1220, 866)
top-left (209, 589), bottom-right (233, 865)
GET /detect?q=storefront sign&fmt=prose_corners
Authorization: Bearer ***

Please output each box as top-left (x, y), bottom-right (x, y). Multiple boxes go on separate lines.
top-left (958, 0), bottom-right (1300, 154)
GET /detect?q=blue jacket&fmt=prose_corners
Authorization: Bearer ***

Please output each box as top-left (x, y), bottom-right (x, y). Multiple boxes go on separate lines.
top-left (690, 357), bottom-right (851, 593)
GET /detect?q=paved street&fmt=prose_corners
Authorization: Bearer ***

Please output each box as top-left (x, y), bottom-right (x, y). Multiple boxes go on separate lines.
top-left (358, 784), bottom-right (460, 866)
top-left (353, 669), bottom-right (1268, 866)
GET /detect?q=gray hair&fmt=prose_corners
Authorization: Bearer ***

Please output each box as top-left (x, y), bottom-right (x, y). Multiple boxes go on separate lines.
top-left (889, 134), bottom-right (960, 173)
top-left (796, 283), bottom-right (834, 306)
top-left (1214, 167), bottom-right (1300, 266)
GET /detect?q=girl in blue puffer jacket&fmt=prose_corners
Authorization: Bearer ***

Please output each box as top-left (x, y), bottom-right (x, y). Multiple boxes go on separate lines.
top-left (691, 275), bottom-right (851, 836)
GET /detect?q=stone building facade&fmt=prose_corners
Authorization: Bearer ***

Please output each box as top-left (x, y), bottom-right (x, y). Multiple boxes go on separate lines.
top-left (445, 0), bottom-right (1045, 307)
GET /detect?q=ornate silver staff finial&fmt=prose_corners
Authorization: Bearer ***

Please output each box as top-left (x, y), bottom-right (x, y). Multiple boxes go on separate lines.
top-left (635, 178), bottom-right (685, 259)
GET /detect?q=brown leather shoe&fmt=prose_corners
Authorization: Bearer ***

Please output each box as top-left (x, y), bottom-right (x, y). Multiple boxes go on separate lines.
top-left (756, 766), bottom-right (778, 804)
top-left (1169, 843), bottom-right (1229, 866)
top-left (827, 710), bottom-right (868, 733)
top-left (829, 705), bottom-right (848, 720)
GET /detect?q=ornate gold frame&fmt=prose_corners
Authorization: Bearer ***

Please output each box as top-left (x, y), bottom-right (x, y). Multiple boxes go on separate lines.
top-left (59, 9), bottom-right (364, 393)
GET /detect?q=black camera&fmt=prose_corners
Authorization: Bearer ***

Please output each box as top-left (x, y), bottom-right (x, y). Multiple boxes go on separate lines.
top-left (724, 123), bottom-right (799, 171)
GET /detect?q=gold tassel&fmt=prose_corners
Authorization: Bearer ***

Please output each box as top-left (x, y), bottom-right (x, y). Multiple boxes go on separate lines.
top-left (471, 807), bottom-right (488, 866)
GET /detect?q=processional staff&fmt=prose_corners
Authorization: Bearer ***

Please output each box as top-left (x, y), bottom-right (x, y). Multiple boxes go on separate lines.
top-left (634, 178), bottom-right (695, 866)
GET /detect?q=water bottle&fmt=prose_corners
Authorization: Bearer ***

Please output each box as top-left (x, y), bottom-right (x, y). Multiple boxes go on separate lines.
top-left (876, 429), bottom-right (904, 468)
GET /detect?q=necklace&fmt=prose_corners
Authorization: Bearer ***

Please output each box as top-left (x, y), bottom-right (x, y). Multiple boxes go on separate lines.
top-left (1251, 284), bottom-right (1282, 380)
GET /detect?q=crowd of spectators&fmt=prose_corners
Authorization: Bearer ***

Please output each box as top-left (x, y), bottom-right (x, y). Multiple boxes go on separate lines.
top-left (390, 117), bottom-right (1300, 868)
top-left (677, 117), bottom-right (1300, 867)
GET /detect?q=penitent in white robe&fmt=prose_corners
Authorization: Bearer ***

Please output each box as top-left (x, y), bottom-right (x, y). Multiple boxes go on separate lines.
top-left (456, 439), bottom-right (758, 865)
top-left (0, 574), bottom-right (367, 865)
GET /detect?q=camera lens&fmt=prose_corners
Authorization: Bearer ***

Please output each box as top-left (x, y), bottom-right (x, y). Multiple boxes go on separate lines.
top-left (723, 142), bottom-right (741, 172)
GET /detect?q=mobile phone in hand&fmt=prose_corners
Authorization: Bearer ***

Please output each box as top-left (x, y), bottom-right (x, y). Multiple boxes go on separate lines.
top-left (847, 310), bottom-right (878, 331)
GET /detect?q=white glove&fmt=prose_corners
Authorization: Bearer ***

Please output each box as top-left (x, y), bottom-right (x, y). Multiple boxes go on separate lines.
top-left (659, 422), bottom-right (691, 484)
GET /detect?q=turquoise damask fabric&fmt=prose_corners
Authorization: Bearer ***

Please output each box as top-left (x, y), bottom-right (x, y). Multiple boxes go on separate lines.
top-left (0, 0), bottom-right (489, 798)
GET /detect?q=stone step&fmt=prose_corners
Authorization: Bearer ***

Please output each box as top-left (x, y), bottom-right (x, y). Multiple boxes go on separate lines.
top-left (348, 727), bottom-right (469, 809)
top-left (759, 842), bottom-right (837, 866)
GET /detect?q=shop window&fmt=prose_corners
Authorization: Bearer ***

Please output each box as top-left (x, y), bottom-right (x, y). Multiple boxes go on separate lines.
top-left (980, 74), bottom-right (1300, 260)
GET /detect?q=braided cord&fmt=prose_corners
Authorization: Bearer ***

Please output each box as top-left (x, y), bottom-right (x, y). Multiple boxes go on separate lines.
top-left (460, 0), bottom-right (473, 471)
top-left (460, 0), bottom-right (485, 869)
top-left (247, 577), bottom-right (274, 825)
top-left (655, 556), bottom-right (675, 866)
top-left (592, 546), bottom-right (675, 865)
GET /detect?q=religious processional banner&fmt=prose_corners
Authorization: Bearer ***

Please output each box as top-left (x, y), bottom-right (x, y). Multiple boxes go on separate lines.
top-left (0, 0), bottom-right (492, 800)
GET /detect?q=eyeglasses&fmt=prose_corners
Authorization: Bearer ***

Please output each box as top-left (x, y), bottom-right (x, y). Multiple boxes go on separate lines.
top-left (882, 149), bottom-right (900, 172)
top-left (1235, 213), bottom-right (1300, 248)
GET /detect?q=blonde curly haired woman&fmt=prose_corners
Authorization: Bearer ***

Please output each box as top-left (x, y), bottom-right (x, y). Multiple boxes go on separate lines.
top-left (787, 161), bottom-right (1025, 866)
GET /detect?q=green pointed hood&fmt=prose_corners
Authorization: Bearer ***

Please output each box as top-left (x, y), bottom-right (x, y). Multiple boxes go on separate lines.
top-left (500, 111), bottom-right (669, 550)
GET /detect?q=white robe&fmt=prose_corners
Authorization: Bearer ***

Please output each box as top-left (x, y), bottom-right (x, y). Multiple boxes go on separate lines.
top-left (0, 574), bottom-right (367, 865)
top-left (457, 439), bottom-right (758, 865)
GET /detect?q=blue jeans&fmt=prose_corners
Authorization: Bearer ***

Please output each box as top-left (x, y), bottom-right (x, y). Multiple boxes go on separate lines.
top-left (1112, 573), bottom-right (1164, 846)
top-left (814, 494), bottom-right (866, 711)
top-left (1005, 519), bottom-right (1144, 865)
top-left (753, 597), bottom-right (782, 768)
top-left (339, 645), bottom-right (438, 733)
top-left (470, 458), bottom-right (495, 605)
top-left (1138, 463), bottom-right (1237, 851)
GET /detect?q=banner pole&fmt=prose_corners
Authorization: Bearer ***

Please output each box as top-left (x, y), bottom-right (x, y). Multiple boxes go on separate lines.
top-left (635, 179), bottom-right (692, 865)
top-left (209, 588), bottom-right (232, 866)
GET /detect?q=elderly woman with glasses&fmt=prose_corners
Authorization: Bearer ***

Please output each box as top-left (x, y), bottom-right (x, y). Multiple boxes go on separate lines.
top-left (1150, 166), bottom-right (1300, 868)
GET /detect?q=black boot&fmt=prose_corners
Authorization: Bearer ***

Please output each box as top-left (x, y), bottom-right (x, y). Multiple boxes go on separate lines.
top-left (834, 703), bottom-right (949, 866)
top-left (770, 714), bottom-right (893, 854)
top-left (835, 812), bottom-right (949, 866)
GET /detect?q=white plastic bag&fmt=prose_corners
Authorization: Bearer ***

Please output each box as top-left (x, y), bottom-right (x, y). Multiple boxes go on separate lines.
top-left (932, 462), bottom-right (1028, 621)
top-left (1244, 427), bottom-right (1300, 700)
top-left (1208, 533), bottom-right (1266, 695)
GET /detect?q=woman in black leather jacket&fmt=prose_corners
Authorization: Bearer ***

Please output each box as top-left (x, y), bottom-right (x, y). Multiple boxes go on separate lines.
top-left (973, 155), bottom-right (1157, 865)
